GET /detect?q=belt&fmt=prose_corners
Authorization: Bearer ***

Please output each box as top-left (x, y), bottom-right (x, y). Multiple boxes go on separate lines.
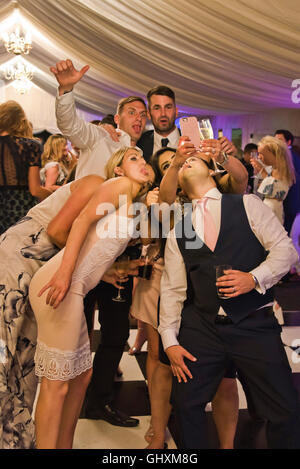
top-left (214, 315), bottom-right (233, 325)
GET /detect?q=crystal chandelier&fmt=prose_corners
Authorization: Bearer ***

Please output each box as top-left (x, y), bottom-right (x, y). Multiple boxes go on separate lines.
top-left (4, 59), bottom-right (34, 81)
top-left (2, 25), bottom-right (32, 55)
top-left (12, 77), bottom-right (33, 95)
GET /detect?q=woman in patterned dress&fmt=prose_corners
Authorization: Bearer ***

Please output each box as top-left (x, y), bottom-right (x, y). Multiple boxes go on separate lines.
top-left (0, 174), bottom-right (106, 449)
top-left (251, 136), bottom-right (295, 224)
top-left (40, 134), bottom-right (69, 191)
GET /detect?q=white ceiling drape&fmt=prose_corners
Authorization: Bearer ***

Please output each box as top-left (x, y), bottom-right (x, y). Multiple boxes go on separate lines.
top-left (0, 0), bottom-right (300, 116)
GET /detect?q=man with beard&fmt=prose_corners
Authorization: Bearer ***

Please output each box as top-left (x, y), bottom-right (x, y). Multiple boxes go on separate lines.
top-left (138, 85), bottom-right (238, 164)
top-left (138, 85), bottom-right (180, 161)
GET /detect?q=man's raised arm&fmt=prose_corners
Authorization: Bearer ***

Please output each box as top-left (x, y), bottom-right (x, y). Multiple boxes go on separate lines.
top-left (51, 59), bottom-right (108, 149)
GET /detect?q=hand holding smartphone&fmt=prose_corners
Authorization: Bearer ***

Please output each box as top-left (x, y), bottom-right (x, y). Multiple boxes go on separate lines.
top-left (179, 117), bottom-right (202, 150)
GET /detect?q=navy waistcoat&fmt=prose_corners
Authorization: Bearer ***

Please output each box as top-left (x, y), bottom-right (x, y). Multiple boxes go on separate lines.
top-left (175, 194), bottom-right (274, 324)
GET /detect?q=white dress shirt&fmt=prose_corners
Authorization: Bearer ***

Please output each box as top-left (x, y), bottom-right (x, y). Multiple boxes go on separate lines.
top-left (153, 126), bottom-right (180, 154)
top-left (159, 188), bottom-right (299, 350)
top-left (56, 91), bottom-right (131, 179)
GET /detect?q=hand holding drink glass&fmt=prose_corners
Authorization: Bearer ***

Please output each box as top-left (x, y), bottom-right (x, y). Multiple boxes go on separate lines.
top-left (250, 150), bottom-right (265, 178)
top-left (215, 265), bottom-right (233, 299)
top-left (112, 254), bottom-right (130, 302)
top-left (216, 266), bottom-right (257, 298)
top-left (138, 255), bottom-right (153, 280)
top-left (199, 119), bottom-right (226, 174)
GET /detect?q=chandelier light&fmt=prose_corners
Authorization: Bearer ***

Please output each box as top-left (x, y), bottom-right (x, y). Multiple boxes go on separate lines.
top-left (4, 59), bottom-right (34, 82)
top-left (12, 77), bottom-right (33, 95)
top-left (1, 5), bottom-right (34, 95)
top-left (2, 25), bottom-right (32, 55)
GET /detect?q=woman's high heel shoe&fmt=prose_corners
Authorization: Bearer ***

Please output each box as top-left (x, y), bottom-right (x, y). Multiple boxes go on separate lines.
top-left (128, 323), bottom-right (148, 355)
top-left (128, 346), bottom-right (143, 355)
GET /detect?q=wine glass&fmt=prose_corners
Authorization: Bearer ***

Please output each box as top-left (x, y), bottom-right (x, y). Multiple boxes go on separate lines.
top-left (250, 150), bottom-right (258, 160)
top-left (250, 150), bottom-right (263, 180)
top-left (198, 118), bottom-right (225, 174)
top-left (138, 255), bottom-right (153, 280)
top-left (112, 255), bottom-right (130, 302)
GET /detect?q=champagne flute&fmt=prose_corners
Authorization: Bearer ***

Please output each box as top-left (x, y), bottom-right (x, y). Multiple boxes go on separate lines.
top-left (199, 118), bottom-right (225, 174)
top-left (112, 255), bottom-right (130, 302)
top-left (250, 150), bottom-right (263, 180)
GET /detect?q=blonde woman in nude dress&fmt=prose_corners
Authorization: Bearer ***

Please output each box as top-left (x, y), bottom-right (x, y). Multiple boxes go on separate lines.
top-left (29, 147), bottom-right (151, 449)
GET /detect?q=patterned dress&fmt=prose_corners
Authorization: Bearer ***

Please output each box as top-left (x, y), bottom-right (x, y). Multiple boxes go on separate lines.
top-left (0, 135), bottom-right (42, 235)
top-left (0, 217), bottom-right (59, 449)
top-left (257, 176), bottom-right (290, 224)
top-left (40, 161), bottom-right (68, 186)
top-left (0, 186), bottom-right (75, 449)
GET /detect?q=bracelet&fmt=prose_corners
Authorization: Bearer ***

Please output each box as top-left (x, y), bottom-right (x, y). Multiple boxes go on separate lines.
top-left (250, 273), bottom-right (259, 288)
top-left (218, 152), bottom-right (229, 166)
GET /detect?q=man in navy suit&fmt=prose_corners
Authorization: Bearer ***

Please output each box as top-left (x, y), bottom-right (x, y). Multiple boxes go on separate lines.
top-left (137, 85), bottom-right (180, 161)
top-left (138, 85), bottom-right (240, 164)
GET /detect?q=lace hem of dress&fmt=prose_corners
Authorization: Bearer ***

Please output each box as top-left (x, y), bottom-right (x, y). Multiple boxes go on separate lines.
top-left (34, 340), bottom-right (92, 381)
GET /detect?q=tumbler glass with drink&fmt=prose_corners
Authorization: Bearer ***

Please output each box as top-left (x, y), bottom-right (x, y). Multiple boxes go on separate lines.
top-left (215, 264), bottom-right (232, 299)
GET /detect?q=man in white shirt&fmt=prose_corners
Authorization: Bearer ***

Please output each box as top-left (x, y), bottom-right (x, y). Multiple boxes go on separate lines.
top-left (50, 59), bottom-right (148, 428)
top-left (50, 59), bottom-right (147, 179)
top-left (159, 155), bottom-right (300, 449)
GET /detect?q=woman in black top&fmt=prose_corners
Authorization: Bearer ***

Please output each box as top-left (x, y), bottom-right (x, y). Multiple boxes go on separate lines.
top-left (0, 101), bottom-right (51, 234)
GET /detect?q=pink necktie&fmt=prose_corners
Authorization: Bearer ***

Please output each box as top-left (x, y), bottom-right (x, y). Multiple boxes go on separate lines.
top-left (197, 198), bottom-right (218, 251)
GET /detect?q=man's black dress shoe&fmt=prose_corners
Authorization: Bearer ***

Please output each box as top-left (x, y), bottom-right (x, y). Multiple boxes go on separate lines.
top-left (85, 404), bottom-right (139, 427)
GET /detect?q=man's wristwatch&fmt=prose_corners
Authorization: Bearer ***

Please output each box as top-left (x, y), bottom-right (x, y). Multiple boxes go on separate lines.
top-left (218, 152), bottom-right (229, 166)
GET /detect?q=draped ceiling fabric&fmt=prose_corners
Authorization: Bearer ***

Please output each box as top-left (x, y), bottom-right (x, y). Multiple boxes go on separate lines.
top-left (0, 0), bottom-right (300, 129)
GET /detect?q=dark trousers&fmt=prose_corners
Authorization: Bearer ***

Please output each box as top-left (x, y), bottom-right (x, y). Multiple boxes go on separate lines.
top-left (172, 307), bottom-right (300, 449)
top-left (85, 278), bottom-right (133, 409)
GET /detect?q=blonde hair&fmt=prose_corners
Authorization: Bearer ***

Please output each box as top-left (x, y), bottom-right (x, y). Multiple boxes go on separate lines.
top-left (105, 146), bottom-right (143, 179)
top-left (0, 100), bottom-right (33, 137)
top-left (41, 134), bottom-right (67, 167)
top-left (259, 135), bottom-right (296, 187)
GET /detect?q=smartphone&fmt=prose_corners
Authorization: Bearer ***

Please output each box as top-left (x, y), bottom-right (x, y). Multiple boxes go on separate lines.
top-left (179, 117), bottom-right (202, 149)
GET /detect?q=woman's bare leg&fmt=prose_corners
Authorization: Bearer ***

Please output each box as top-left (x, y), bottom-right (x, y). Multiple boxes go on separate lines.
top-left (35, 377), bottom-right (69, 449)
top-left (56, 368), bottom-right (93, 449)
top-left (212, 377), bottom-right (239, 449)
top-left (145, 325), bottom-right (160, 399)
top-left (146, 361), bottom-right (173, 449)
top-left (144, 325), bottom-right (160, 443)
